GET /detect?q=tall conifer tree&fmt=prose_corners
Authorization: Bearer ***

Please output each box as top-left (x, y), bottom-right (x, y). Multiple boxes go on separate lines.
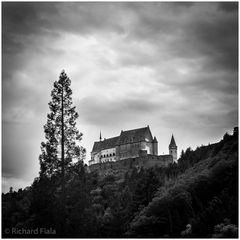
top-left (39, 70), bottom-right (85, 179)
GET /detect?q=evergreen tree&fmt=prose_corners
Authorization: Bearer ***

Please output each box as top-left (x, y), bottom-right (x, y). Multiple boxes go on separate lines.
top-left (39, 70), bottom-right (85, 179)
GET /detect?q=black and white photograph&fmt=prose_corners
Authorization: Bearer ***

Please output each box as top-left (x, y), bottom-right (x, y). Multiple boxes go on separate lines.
top-left (2, 1), bottom-right (238, 238)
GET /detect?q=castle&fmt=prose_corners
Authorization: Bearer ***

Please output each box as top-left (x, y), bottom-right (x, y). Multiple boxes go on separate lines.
top-left (88, 126), bottom-right (178, 166)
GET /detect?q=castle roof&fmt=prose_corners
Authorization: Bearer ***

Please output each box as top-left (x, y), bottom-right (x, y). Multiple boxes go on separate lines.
top-left (116, 126), bottom-right (153, 145)
top-left (92, 136), bottom-right (119, 152)
top-left (169, 134), bottom-right (177, 147)
top-left (92, 126), bottom-right (154, 152)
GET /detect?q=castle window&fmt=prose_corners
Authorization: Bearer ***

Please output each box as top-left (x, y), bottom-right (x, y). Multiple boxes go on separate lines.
top-left (113, 153), bottom-right (115, 156)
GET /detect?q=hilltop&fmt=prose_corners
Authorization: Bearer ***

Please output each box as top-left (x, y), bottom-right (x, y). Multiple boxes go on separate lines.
top-left (2, 128), bottom-right (238, 238)
top-left (127, 129), bottom-right (238, 237)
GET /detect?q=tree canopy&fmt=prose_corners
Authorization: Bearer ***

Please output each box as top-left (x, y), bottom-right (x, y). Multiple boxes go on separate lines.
top-left (39, 70), bottom-right (85, 178)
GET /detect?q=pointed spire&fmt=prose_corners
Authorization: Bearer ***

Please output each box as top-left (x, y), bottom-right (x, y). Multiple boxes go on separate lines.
top-left (100, 131), bottom-right (102, 141)
top-left (169, 134), bottom-right (176, 147)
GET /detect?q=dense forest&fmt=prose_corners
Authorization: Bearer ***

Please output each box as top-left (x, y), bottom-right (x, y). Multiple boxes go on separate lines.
top-left (2, 128), bottom-right (238, 238)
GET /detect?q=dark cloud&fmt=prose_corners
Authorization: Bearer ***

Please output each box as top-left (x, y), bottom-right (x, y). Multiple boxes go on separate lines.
top-left (218, 2), bottom-right (238, 12)
top-left (172, 2), bottom-right (195, 9)
top-left (78, 96), bottom-right (161, 128)
top-left (3, 2), bottom-right (238, 72)
top-left (104, 2), bottom-right (238, 75)
top-left (186, 15), bottom-right (238, 71)
top-left (2, 2), bottom-right (58, 53)
top-left (2, 2), bottom-right (126, 55)
top-left (161, 69), bottom-right (238, 98)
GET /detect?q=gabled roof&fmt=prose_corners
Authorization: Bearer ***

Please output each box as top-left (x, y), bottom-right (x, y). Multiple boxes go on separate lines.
top-left (92, 126), bottom-right (154, 152)
top-left (169, 134), bottom-right (177, 147)
top-left (92, 136), bottom-right (119, 152)
top-left (116, 126), bottom-right (153, 145)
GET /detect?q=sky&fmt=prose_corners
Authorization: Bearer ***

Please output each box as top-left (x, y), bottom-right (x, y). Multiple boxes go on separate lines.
top-left (2, 2), bottom-right (238, 193)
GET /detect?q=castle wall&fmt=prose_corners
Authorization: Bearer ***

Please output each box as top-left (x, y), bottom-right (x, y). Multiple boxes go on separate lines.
top-left (89, 154), bottom-right (173, 172)
top-left (145, 141), bottom-right (154, 154)
top-left (100, 148), bottom-right (116, 162)
top-left (116, 140), bottom-right (156, 161)
top-left (117, 142), bottom-right (142, 160)
top-left (153, 141), bottom-right (158, 155)
top-left (90, 152), bottom-right (101, 165)
top-left (90, 148), bottom-right (117, 164)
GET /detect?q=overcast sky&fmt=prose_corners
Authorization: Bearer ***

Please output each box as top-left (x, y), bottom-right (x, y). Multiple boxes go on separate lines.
top-left (2, 2), bottom-right (238, 193)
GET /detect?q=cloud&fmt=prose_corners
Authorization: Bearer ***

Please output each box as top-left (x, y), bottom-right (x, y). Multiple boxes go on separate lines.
top-left (120, 2), bottom-right (238, 73)
top-left (3, 2), bottom-right (238, 73)
top-left (2, 122), bottom-right (41, 178)
top-left (184, 12), bottom-right (238, 71)
top-left (218, 2), bottom-right (238, 12)
top-left (78, 95), bottom-right (161, 128)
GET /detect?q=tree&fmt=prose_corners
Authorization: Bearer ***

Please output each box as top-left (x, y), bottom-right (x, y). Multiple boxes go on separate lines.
top-left (39, 70), bottom-right (85, 179)
top-left (38, 70), bottom-right (86, 235)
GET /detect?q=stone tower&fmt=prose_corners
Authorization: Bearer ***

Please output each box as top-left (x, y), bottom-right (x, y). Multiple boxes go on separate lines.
top-left (153, 136), bottom-right (158, 155)
top-left (169, 134), bottom-right (177, 163)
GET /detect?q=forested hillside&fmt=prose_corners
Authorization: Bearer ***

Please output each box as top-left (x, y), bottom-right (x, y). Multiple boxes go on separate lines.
top-left (2, 129), bottom-right (238, 238)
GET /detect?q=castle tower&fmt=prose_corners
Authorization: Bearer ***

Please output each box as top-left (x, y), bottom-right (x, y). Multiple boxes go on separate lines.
top-left (169, 134), bottom-right (177, 163)
top-left (100, 131), bottom-right (102, 141)
top-left (152, 136), bottom-right (158, 155)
